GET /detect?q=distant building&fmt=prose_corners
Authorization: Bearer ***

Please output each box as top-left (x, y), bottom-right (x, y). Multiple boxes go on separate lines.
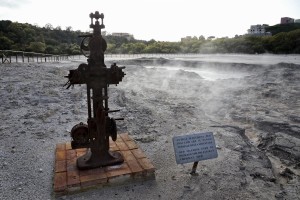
top-left (281, 17), bottom-right (294, 24)
top-left (185, 36), bottom-right (192, 39)
top-left (181, 36), bottom-right (201, 42)
top-left (111, 32), bottom-right (134, 40)
top-left (234, 35), bottom-right (243, 38)
top-left (207, 36), bottom-right (216, 40)
top-left (247, 24), bottom-right (271, 36)
top-left (295, 19), bottom-right (300, 23)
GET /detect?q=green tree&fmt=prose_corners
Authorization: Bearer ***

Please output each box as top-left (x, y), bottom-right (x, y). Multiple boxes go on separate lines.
top-left (0, 36), bottom-right (13, 49)
top-left (28, 42), bottom-right (46, 52)
top-left (44, 23), bottom-right (53, 30)
top-left (7, 22), bottom-right (26, 50)
top-left (106, 43), bottom-right (116, 53)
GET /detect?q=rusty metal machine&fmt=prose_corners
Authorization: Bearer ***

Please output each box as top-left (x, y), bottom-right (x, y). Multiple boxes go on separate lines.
top-left (64, 11), bottom-right (125, 170)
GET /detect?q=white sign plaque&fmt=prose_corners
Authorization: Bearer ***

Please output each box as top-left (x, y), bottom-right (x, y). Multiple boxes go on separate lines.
top-left (172, 132), bottom-right (218, 164)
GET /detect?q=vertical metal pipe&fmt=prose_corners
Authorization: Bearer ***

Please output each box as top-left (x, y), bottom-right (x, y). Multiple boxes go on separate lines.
top-left (87, 85), bottom-right (91, 119)
top-left (104, 85), bottom-right (108, 115)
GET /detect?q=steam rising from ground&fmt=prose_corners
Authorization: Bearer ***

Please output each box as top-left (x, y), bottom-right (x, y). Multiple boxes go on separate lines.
top-left (144, 65), bottom-right (253, 81)
top-left (113, 56), bottom-right (300, 171)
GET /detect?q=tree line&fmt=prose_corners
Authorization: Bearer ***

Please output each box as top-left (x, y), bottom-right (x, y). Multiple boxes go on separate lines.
top-left (0, 20), bottom-right (299, 55)
top-left (0, 20), bottom-right (81, 54)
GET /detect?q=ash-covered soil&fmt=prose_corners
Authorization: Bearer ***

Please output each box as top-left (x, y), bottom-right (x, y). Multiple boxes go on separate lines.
top-left (0, 56), bottom-right (299, 200)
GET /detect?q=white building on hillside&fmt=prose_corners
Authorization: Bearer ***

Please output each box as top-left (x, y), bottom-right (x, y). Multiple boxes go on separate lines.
top-left (281, 17), bottom-right (294, 24)
top-left (295, 19), bottom-right (300, 23)
top-left (247, 24), bottom-right (271, 36)
top-left (111, 32), bottom-right (134, 40)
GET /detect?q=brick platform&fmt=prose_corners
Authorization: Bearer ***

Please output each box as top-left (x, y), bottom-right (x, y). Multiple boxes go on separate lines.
top-left (53, 133), bottom-right (155, 196)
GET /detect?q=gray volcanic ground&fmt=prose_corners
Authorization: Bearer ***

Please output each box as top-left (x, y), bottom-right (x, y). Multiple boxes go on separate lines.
top-left (0, 55), bottom-right (299, 200)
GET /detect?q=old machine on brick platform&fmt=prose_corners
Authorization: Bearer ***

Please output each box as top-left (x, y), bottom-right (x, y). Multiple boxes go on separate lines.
top-left (64, 11), bottom-right (126, 170)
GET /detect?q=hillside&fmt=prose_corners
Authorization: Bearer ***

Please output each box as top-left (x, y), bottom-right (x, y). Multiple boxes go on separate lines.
top-left (0, 20), bottom-right (83, 54)
top-left (266, 23), bottom-right (300, 35)
top-left (0, 20), bottom-right (300, 54)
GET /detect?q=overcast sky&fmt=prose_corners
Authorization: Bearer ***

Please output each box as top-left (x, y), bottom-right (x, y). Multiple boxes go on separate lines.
top-left (0, 0), bottom-right (299, 41)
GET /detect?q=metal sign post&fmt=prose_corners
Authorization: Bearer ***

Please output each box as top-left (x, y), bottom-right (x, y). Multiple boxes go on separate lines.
top-left (190, 161), bottom-right (199, 175)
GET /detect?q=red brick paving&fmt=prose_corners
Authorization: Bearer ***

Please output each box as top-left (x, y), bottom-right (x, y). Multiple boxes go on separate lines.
top-left (65, 142), bottom-right (72, 150)
top-left (119, 132), bottom-right (131, 141)
top-left (125, 140), bottom-right (139, 150)
top-left (122, 150), bottom-right (143, 174)
top-left (56, 150), bottom-right (66, 161)
top-left (53, 133), bottom-right (155, 196)
top-left (54, 172), bottom-right (67, 192)
top-left (55, 160), bottom-right (66, 173)
top-left (66, 149), bottom-right (76, 160)
top-left (67, 170), bottom-right (80, 187)
top-left (131, 148), bottom-right (147, 159)
top-left (115, 140), bottom-right (129, 151)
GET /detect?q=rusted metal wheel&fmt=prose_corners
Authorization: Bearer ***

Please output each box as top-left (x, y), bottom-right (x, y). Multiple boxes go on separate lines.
top-left (80, 37), bottom-right (90, 57)
top-left (71, 122), bottom-right (89, 145)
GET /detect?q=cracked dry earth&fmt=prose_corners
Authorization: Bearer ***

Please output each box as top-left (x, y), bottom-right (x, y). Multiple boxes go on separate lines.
top-left (0, 55), bottom-right (299, 200)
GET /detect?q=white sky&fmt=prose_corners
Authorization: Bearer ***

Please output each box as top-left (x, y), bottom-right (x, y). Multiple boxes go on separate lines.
top-left (0, 0), bottom-right (299, 41)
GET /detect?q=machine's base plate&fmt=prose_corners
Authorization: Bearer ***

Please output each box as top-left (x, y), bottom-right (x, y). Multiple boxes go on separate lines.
top-left (77, 150), bottom-right (124, 170)
top-left (53, 133), bottom-right (155, 196)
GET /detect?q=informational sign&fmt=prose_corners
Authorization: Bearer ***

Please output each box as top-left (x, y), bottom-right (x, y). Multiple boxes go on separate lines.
top-left (172, 132), bottom-right (218, 164)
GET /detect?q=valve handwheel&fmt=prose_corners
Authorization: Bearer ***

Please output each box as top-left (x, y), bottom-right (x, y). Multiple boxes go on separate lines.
top-left (70, 123), bottom-right (89, 148)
